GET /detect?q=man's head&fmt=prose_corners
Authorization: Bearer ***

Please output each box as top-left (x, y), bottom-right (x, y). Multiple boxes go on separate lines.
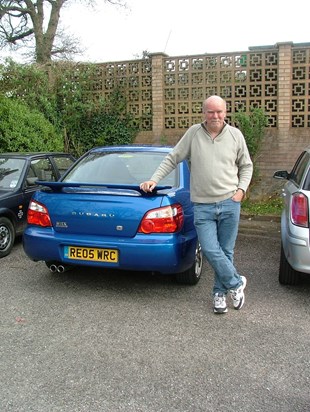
top-left (202, 95), bottom-right (227, 133)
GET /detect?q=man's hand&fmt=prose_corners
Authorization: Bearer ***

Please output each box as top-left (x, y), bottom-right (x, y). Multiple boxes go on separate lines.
top-left (232, 188), bottom-right (245, 202)
top-left (140, 180), bottom-right (157, 192)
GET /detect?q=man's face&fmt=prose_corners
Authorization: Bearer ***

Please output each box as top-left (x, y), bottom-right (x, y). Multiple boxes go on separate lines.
top-left (204, 101), bottom-right (226, 131)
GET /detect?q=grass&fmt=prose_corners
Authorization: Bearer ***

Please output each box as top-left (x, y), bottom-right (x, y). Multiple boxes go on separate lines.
top-left (241, 196), bottom-right (283, 216)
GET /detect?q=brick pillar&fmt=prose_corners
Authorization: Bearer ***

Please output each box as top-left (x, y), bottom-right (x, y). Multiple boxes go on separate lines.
top-left (150, 53), bottom-right (167, 144)
top-left (277, 42), bottom-right (292, 130)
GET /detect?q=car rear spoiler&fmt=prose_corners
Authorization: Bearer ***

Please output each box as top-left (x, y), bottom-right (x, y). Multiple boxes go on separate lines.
top-left (35, 181), bottom-right (172, 195)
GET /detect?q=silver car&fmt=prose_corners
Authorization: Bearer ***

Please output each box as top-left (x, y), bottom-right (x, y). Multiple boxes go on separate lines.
top-left (273, 147), bottom-right (310, 285)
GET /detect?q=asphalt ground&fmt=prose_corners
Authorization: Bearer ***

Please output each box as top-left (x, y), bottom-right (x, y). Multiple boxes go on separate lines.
top-left (239, 213), bottom-right (281, 238)
top-left (1, 218), bottom-right (309, 412)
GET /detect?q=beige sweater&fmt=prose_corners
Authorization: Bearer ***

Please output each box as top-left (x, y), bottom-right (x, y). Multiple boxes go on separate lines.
top-left (151, 123), bottom-right (253, 203)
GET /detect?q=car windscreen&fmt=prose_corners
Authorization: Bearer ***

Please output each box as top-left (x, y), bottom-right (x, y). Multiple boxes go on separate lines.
top-left (0, 158), bottom-right (26, 189)
top-left (63, 151), bottom-right (176, 186)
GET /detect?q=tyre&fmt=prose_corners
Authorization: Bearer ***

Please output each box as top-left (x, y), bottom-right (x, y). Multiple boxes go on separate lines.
top-left (0, 217), bottom-right (15, 258)
top-left (279, 242), bottom-right (299, 285)
top-left (176, 242), bottom-right (203, 285)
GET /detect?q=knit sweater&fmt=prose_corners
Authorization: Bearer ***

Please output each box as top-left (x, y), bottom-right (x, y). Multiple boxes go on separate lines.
top-left (151, 123), bottom-right (253, 203)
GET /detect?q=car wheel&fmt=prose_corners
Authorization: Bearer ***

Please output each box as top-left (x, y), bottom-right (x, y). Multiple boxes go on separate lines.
top-left (279, 242), bottom-right (299, 285)
top-left (0, 217), bottom-right (15, 258)
top-left (176, 242), bottom-right (203, 285)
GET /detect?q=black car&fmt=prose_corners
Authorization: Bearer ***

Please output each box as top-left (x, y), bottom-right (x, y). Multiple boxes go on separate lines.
top-left (0, 152), bottom-right (75, 257)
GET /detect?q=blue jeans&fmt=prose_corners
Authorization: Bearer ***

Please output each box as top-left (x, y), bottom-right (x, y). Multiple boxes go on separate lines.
top-left (194, 198), bottom-right (243, 295)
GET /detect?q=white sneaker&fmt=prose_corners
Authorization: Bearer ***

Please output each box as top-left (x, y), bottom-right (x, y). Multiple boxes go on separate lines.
top-left (230, 276), bottom-right (247, 310)
top-left (213, 293), bottom-right (228, 314)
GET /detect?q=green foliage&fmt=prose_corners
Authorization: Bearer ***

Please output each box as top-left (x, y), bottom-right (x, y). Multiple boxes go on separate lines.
top-left (49, 63), bottom-right (139, 155)
top-left (233, 107), bottom-right (268, 185)
top-left (0, 60), bottom-right (140, 156)
top-left (0, 94), bottom-right (64, 152)
top-left (67, 95), bottom-right (139, 155)
top-left (233, 107), bottom-right (268, 161)
top-left (55, 74), bottom-right (139, 156)
top-left (160, 135), bottom-right (169, 145)
top-left (241, 195), bottom-right (283, 216)
top-left (0, 59), bottom-right (60, 130)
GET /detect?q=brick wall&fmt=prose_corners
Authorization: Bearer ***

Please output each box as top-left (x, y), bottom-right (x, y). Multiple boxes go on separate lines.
top-left (56, 42), bottom-right (310, 198)
top-left (134, 43), bottom-right (310, 199)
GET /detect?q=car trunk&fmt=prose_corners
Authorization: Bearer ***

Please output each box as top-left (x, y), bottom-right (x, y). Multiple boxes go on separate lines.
top-left (37, 187), bottom-right (167, 238)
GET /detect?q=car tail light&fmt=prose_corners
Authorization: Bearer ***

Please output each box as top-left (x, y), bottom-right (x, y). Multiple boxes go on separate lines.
top-left (291, 193), bottom-right (309, 227)
top-left (27, 200), bottom-right (52, 227)
top-left (138, 204), bottom-right (184, 234)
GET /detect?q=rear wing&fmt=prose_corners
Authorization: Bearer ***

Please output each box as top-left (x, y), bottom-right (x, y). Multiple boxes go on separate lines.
top-left (35, 181), bottom-right (172, 196)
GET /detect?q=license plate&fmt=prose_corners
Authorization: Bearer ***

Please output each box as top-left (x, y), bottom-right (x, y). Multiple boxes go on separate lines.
top-left (64, 246), bottom-right (118, 263)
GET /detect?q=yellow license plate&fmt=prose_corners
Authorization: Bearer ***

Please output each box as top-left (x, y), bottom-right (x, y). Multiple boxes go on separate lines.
top-left (64, 246), bottom-right (118, 263)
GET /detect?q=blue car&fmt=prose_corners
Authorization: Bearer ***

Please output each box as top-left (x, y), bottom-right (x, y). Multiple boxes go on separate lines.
top-left (23, 146), bottom-right (203, 284)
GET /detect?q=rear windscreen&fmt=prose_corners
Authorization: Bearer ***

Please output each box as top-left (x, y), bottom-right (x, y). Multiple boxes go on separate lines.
top-left (63, 152), bottom-right (176, 186)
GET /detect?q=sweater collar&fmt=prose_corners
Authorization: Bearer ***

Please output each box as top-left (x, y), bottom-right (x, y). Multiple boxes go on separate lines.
top-left (201, 121), bottom-right (227, 138)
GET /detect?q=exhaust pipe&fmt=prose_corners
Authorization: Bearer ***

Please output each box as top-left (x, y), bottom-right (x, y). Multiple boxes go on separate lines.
top-left (57, 264), bottom-right (74, 273)
top-left (46, 261), bottom-right (74, 273)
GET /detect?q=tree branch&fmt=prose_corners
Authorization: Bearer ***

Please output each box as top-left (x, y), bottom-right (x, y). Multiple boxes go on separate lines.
top-left (0, 0), bottom-right (128, 63)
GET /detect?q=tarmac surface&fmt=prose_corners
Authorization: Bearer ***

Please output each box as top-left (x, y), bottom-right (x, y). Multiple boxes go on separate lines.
top-left (239, 213), bottom-right (281, 238)
top-left (2, 214), bottom-right (310, 412)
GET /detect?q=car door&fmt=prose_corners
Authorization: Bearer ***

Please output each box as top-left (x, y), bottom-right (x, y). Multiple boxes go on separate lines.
top-left (49, 154), bottom-right (75, 179)
top-left (20, 157), bottom-right (58, 232)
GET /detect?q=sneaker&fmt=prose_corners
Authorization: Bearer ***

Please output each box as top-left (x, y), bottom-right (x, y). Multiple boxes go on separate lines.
top-left (230, 276), bottom-right (247, 310)
top-left (213, 293), bottom-right (228, 314)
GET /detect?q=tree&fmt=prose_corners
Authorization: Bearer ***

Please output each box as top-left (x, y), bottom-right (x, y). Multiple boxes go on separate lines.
top-left (0, 0), bottom-right (126, 64)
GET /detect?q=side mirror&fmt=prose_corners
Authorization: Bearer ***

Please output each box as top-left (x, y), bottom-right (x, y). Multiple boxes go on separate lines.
top-left (273, 170), bottom-right (289, 180)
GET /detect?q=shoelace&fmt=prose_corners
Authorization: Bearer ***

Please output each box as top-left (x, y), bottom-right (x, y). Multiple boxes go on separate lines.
top-left (215, 295), bottom-right (226, 304)
top-left (230, 289), bottom-right (241, 301)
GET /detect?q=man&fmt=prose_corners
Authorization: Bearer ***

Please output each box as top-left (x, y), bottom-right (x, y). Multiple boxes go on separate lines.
top-left (140, 95), bottom-right (253, 314)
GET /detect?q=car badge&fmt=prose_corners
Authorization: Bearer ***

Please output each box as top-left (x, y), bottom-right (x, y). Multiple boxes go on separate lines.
top-left (56, 222), bottom-right (68, 228)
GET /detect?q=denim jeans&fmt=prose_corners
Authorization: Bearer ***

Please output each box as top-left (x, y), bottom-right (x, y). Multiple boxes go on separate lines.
top-left (194, 198), bottom-right (243, 295)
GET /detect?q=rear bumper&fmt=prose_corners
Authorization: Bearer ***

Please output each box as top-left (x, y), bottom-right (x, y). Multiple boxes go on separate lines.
top-left (285, 237), bottom-right (310, 274)
top-left (23, 226), bottom-right (197, 274)
top-left (282, 218), bottom-right (310, 274)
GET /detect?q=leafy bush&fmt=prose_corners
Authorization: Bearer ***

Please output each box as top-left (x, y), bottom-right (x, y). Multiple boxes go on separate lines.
top-left (0, 60), bottom-right (140, 156)
top-left (0, 59), bottom-right (60, 130)
top-left (233, 107), bottom-right (268, 161)
top-left (69, 89), bottom-right (139, 155)
top-left (0, 95), bottom-right (63, 152)
top-left (50, 62), bottom-right (140, 156)
top-left (233, 107), bottom-right (268, 185)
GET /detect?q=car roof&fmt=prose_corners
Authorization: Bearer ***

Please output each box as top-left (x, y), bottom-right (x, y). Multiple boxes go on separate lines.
top-left (0, 152), bottom-right (73, 158)
top-left (89, 145), bottom-right (173, 154)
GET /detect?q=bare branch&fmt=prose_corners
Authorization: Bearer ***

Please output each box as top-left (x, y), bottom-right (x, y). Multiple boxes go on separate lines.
top-left (0, 0), bottom-right (128, 63)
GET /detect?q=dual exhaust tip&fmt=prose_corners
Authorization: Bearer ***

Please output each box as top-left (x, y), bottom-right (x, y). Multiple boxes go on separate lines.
top-left (48, 263), bottom-right (70, 273)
